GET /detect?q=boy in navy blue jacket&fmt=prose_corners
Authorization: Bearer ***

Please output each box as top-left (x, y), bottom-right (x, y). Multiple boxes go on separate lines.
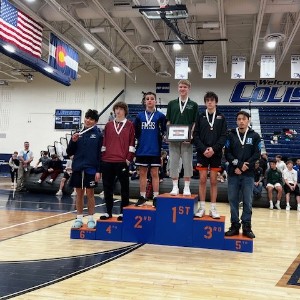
top-left (67, 109), bottom-right (102, 229)
top-left (225, 111), bottom-right (261, 239)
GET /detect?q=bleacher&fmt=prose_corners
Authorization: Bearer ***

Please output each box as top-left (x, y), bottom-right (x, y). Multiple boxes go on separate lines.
top-left (128, 104), bottom-right (300, 160)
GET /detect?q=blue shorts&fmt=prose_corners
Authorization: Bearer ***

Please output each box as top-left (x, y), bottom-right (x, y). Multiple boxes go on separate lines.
top-left (69, 171), bottom-right (98, 188)
top-left (135, 156), bottom-right (161, 167)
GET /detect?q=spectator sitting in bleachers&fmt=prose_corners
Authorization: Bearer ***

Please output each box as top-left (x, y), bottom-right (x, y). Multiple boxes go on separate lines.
top-left (266, 159), bottom-right (283, 210)
top-left (253, 161), bottom-right (264, 200)
top-left (283, 160), bottom-right (300, 211)
top-left (56, 156), bottom-right (73, 196)
top-left (259, 152), bottom-right (269, 177)
top-left (129, 159), bottom-right (139, 181)
top-left (293, 158), bottom-right (300, 184)
top-left (36, 154), bottom-right (63, 184)
top-left (217, 166), bottom-right (227, 183)
top-left (159, 150), bottom-right (169, 181)
top-left (275, 155), bottom-right (287, 173)
top-left (31, 151), bottom-right (51, 174)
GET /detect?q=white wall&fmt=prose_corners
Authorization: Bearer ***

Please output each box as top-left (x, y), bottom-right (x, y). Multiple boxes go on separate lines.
top-left (0, 69), bottom-right (125, 163)
top-left (1, 61), bottom-right (299, 163)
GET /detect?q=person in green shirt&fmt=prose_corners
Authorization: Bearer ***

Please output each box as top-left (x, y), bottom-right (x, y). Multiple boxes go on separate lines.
top-left (166, 79), bottom-right (199, 196)
top-left (266, 159), bottom-right (283, 209)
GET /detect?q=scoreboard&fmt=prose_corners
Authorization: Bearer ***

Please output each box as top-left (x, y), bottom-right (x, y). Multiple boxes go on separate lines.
top-left (55, 109), bottom-right (81, 130)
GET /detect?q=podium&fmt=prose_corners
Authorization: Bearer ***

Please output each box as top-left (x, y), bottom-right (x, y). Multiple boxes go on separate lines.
top-left (70, 224), bottom-right (96, 240)
top-left (70, 194), bottom-right (253, 253)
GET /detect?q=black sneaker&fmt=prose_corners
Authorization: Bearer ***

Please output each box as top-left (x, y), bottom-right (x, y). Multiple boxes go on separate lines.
top-left (135, 196), bottom-right (147, 207)
top-left (243, 229), bottom-right (255, 239)
top-left (99, 213), bottom-right (112, 220)
top-left (117, 214), bottom-right (123, 221)
top-left (225, 223), bottom-right (241, 237)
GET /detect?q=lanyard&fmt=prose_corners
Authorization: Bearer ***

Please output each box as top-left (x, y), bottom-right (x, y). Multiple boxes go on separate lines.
top-left (236, 127), bottom-right (249, 146)
top-left (206, 109), bottom-right (216, 130)
top-left (144, 109), bottom-right (156, 126)
top-left (114, 119), bottom-right (127, 135)
top-left (179, 98), bottom-right (188, 114)
top-left (79, 126), bottom-right (95, 135)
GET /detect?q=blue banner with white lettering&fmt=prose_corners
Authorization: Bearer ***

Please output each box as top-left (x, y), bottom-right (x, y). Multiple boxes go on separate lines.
top-left (156, 82), bottom-right (170, 94)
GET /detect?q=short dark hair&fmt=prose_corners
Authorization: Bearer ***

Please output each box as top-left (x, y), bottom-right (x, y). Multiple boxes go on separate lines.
top-left (204, 91), bottom-right (218, 103)
top-left (113, 101), bottom-right (128, 116)
top-left (236, 110), bottom-right (250, 119)
top-left (269, 159), bottom-right (277, 164)
top-left (144, 92), bottom-right (157, 100)
top-left (85, 109), bottom-right (99, 122)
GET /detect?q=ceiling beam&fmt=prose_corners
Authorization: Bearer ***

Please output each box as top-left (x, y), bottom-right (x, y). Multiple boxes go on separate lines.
top-left (183, 19), bottom-right (202, 73)
top-left (91, 0), bottom-right (156, 73)
top-left (132, 0), bottom-right (174, 69)
top-left (276, 11), bottom-right (300, 71)
top-left (217, 0), bottom-right (227, 73)
top-left (249, 0), bottom-right (267, 72)
top-left (42, 0), bottom-right (136, 81)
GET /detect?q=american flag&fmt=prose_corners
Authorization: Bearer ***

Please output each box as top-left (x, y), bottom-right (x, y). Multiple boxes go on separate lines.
top-left (0, 0), bottom-right (43, 58)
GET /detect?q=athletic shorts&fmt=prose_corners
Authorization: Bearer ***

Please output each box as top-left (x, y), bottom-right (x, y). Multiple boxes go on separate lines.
top-left (266, 183), bottom-right (282, 189)
top-left (69, 171), bottom-right (98, 188)
top-left (284, 183), bottom-right (300, 195)
top-left (196, 154), bottom-right (222, 171)
top-left (63, 172), bottom-right (71, 180)
top-left (135, 156), bottom-right (161, 167)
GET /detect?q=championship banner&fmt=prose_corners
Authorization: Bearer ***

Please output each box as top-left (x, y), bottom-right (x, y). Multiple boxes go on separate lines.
top-left (291, 55), bottom-right (300, 79)
top-left (175, 57), bottom-right (189, 79)
top-left (0, 0), bottom-right (43, 58)
top-left (260, 55), bottom-right (275, 79)
top-left (49, 33), bottom-right (79, 80)
top-left (231, 56), bottom-right (246, 79)
top-left (203, 55), bottom-right (217, 79)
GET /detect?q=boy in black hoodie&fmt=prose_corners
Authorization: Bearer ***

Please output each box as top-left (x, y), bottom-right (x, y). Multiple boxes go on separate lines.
top-left (224, 111), bottom-right (261, 239)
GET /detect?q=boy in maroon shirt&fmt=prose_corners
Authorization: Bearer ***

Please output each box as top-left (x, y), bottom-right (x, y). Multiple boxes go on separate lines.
top-left (100, 101), bottom-right (135, 221)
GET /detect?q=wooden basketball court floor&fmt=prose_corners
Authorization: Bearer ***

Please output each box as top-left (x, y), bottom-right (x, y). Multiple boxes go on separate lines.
top-left (0, 177), bottom-right (300, 300)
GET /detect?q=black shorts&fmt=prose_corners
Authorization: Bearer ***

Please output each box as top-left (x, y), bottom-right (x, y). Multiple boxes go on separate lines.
top-left (69, 171), bottom-right (98, 188)
top-left (196, 154), bottom-right (222, 171)
top-left (284, 183), bottom-right (300, 196)
top-left (63, 172), bottom-right (71, 180)
top-left (135, 156), bottom-right (161, 167)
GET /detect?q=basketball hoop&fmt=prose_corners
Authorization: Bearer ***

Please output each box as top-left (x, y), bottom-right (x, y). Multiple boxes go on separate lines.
top-left (159, 0), bottom-right (169, 8)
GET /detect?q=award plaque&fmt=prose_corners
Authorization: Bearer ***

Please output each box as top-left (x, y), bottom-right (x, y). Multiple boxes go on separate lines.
top-left (166, 125), bottom-right (191, 142)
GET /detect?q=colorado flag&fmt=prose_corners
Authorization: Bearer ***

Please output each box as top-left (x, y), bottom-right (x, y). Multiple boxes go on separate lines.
top-left (49, 33), bottom-right (78, 80)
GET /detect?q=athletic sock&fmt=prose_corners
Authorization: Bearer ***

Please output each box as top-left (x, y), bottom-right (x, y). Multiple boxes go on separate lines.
top-left (153, 192), bottom-right (159, 198)
top-left (184, 181), bottom-right (190, 188)
top-left (200, 201), bottom-right (205, 209)
top-left (140, 192), bottom-right (146, 198)
top-left (77, 214), bottom-right (83, 220)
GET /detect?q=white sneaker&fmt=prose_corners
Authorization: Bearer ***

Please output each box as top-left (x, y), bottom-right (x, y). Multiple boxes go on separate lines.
top-left (286, 205), bottom-right (291, 211)
top-left (209, 207), bottom-right (220, 219)
top-left (195, 208), bottom-right (205, 218)
top-left (275, 202), bottom-right (281, 210)
top-left (269, 202), bottom-right (274, 210)
top-left (170, 186), bottom-right (179, 196)
top-left (183, 186), bottom-right (191, 196)
top-left (99, 191), bottom-right (104, 197)
top-left (71, 191), bottom-right (77, 196)
top-left (56, 190), bottom-right (63, 196)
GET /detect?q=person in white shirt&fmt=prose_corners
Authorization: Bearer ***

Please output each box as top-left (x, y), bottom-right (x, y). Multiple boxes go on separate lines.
top-left (276, 155), bottom-right (287, 173)
top-left (283, 160), bottom-right (300, 211)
